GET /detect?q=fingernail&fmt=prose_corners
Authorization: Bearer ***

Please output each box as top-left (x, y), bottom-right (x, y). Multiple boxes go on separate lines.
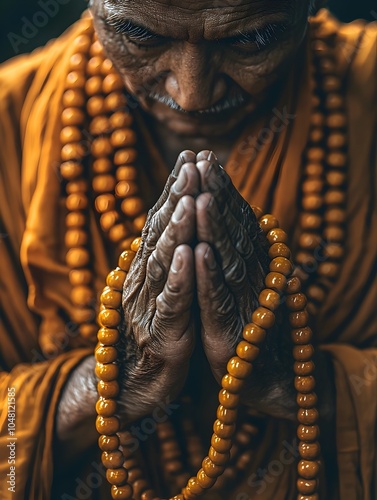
top-left (172, 201), bottom-right (185, 222)
top-left (174, 153), bottom-right (185, 175)
top-left (171, 252), bottom-right (183, 273)
top-left (207, 151), bottom-right (217, 161)
top-left (204, 247), bottom-right (217, 270)
top-left (204, 163), bottom-right (215, 179)
top-left (175, 167), bottom-right (187, 193)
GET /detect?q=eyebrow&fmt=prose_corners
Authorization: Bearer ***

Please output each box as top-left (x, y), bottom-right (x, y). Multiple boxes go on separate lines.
top-left (103, 15), bottom-right (292, 48)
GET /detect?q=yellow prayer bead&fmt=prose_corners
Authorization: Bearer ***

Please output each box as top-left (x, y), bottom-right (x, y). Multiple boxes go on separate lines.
top-left (264, 272), bottom-right (287, 293)
top-left (236, 341), bottom-right (259, 363)
top-left (101, 450), bottom-right (124, 468)
top-left (299, 441), bottom-right (321, 460)
top-left (98, 327), bottom-right (120, 345)
top-left (258, 288), bottom-right (281, 311)
top-left (97, 380), bottom-right (120, 399)
top-left (213, 420), bottom-right (236, 439)
top-left (259, 214), bottom-right (279, 232)
top-left (298, 460), bottom-right (320, 480)
top-left (252, 307), bottom-right (275, 329)
top-left (98, 434), bottom-right (120, 452)
top-left (96, 398), bottom-right (117, 418)
top-left (99, 309), bottom-right (122, 328)
top-left (118, 250), bottom-right (136, 271)
top-left (106, 269), bottom-right (127, 291)
top-left (208, 447), bottom-right (230, 466)
top-left (96, 346), bottom-right (118, 364)
top-left (196, 468), bottom-right (216, 488)
top-left (101, 287), bottom-right (122, 309)
top-left (297, 392), bottom-right (318, 408)
top-left (297, 424), bottom-right (320, 442)
top-left (227, 356), bottom-right (253, 379)
top-left (218, 389), bottom-right (239, 408)
top-left (297, 478), bottom-right (318, 495)
top-left (66, 247), bottom-right (90, 268)
top-left (95, 362), bottom-right (119, 381)
top-left (96, 415), bottom-right (120, 435)
top-left (297, 408), bottom-right (318, 425)
top-left (216, 405), bottom-right (237, 425)
top-left (106, 468), bottom-right (128, 486)
top-left (295, 376), bottom-right (315, 393)
top-left (201, 457), bottom-right (225, 478)
top-left (242, 323), bottom-right (266, 344)
top-left (289, 310), bottom-right (309, 328)
top-left (221, 373), bottom-right (244, 394)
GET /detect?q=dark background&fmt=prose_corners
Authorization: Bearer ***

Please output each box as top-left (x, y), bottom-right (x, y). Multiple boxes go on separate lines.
top-left (0, 0), bottom-right (375, 63)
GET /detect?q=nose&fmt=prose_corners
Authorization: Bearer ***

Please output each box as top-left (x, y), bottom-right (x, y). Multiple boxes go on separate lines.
top-left (164, 43), bottom-right (227, 112)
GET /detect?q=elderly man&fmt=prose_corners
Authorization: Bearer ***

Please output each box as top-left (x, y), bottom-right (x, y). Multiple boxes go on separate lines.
top-left (0, 0), bottom-right (376, 499)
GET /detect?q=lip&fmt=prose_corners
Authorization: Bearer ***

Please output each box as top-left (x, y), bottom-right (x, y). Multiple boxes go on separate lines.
top-left (146, 98), bottom-right (256, 136)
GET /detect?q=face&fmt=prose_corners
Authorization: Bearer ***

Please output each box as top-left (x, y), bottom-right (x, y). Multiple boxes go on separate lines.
top-left (91, 0), bottom-right (309, 138)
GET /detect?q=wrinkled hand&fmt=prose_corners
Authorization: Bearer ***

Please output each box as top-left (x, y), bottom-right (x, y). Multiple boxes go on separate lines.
top-left (119, 150), bottom-right (295, 423)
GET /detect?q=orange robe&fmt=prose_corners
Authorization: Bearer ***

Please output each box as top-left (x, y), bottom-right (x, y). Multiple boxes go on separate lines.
top-left (0, 10), bottom-right (376, 500)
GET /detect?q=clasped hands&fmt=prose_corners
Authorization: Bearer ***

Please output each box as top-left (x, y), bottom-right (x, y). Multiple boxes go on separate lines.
top-left (119, 150), bottom-right (296, 423)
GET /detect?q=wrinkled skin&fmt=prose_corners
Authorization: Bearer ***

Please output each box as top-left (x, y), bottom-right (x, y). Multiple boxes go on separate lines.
top-left (117, 150), bottom-right (296, 422)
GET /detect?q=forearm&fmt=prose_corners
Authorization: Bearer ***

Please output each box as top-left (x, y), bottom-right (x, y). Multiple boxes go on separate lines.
top-left (55, 356), bottom-right (98, 466)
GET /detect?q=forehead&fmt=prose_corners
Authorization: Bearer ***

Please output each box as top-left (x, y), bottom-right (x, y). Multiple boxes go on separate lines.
top-left (103, 0), bottom-right (298, 40)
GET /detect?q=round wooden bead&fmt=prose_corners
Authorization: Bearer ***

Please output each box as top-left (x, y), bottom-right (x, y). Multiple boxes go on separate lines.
top-left (268, 243), bottom-right (291, 260)
top-left (286, 277), bottom-right (301, 295)
top-left (294, 361), bottom-right (315, 376)
top-left (299, 232), bottom-right (322, 251)
top-left (221, 374), bottom-right (244, 394)
top-left (87, 96), bottom-right (106, 117)
top-left (208, 447), bottom-right (230, 466)
top-left (299, 441), bottom-right (321, 460)
top-left (305, 162), bottom-right (323, 177)
top-left (324, 189), bottom-right (346, 205)
top-left (65, 229), bottom-right (88, 248)
top-left (111, 128), bottom-right (137, 148)
top-left (103, 73), bottom-right (124, 93)
top-left (98, 327), bottom-right (120, 345)
top-left (66, 179), bottom-right (88, 194)
top-left (140, 490), bottom-right (156, 500)
top-left (259, 289), bottom-right (281, 311)
top-left (99, 434), bottom-right (120, 452)
top-left (98, 380), bottom-right (120, 399)
top-left (295, 376), bottom-right (315, 393)
top-left (306, 147), bottom-right (325, 162)
top-left (118, 250), bottom-right (136, 272)
top-left (109, 223), bottom-right (131, 243)
top-left (265, 272), bottom-right (287, 293)
top-left (111, 484), bottom-right (133, 499)
top-left (79, 322), bottom-right (98, 340)
top-left (69, 269), bottom-right (92, 286)
top-left (71, 307), bottom-right (95, 324)
top-left (87, 55), bottom-right (103, 76)
top-left (311, 112), bottom-right (324, 127)
top-left (99, 309), bottom-right (122, 328)
top-left (266, 228), bottom-right (288, 244)
top-left (227, 356), bottom-right (253, 379)
top-left (61, 142), bottom-right (86, 161)
top-left (326, 171), bottom-right (346, 187)
top-left (293, 344), bottom-right (314, 361)
top-left (71, 285), bottom-right (93, 306)
top-left (95, 362), bottom-right (119, 381)
top-left (327, 132), bottom-right (346, 149)
top-left (292, 328), bottom-right (313, 346)
top-left (298, 408), bottom-right (319, 425)
top-left (297, 392), bottom-right (318, 409)
top-left (62, 107), bottom-right (86, 126)
top-left (318, 262), bottom-right (339, 279)
top-left (95, 193), bottom-right (116, 213)
top-left (63, 89), bottom-right (85, 107)
top-left (101, 58), bottom-right (114, 74)
top-left (101, 211), bottom-right (120, 232)
top-left (217, 405), bottom-right (237, 425)
top-left (325, 243), bottom-right (344, 260)
top-left (286, 293), bottom-right (307, 312)
top-left (302, 194), bottom-right (323, 211)
top-left (92, 136), bottom-right (113, 157)
top-left (115, 180), bottom-right (138, 198)
top-left (66, 247), bottom-right (90, 268)
top-left (133, 213), bottom-right (148, 233)
top-left (73, 33), bottom-right (92, 52)
top-left (211, 435), bottom-right (232, 453)
top-left (298, 460), bottom-right (320, 480)
top-left (132, 479), bottom-right (149, 496)
top-left (236, 341), bottom-right (260, 363)
top-left (202, 457), bottom-right (225, 478)
top-left (85, 75), bottom-right (103, 96)
top-left (90, 116), bottom-right (112, 135)
top-left (289, 310), bottom-right (309, 328)
top-left (186, 477), bottom-right (204, 495)
top-left (60, 126), bottom-right (82, 144)
top-left (213, 420), bottom-right (236, 439)
top-left (307, 285), bottom-right (326, 303)
top-left (114, 148), bottom-right (138, 165)
top-left (252, 307), bottom-right (276, 329)
top-left (92, 174), bottom-right (116, 194)
top-left (96, 415), bottom-right (120, 435)
top-left (66, 70), bottom-right (86, 89)
top-left (97, 398), bottom-right (117, 418)
top-left (93, 158), bottom-right (113, 174)
top-left (218, 389), bottom-right (240, 409)
top-left (297, 424), bottom-right (320, 442)
top-left (324, 208), bottom-right (346, 224)
top-left (106, 468), bottom-right (128, 486)
top-left (300, 213), bottom-right (322, 231)
top-left (102, 450), bottom-right (124, 469)
top-left (96, 345), bottom-right (118, 364)
top-left (60, 161), bottom-right (83, 181)
top-left (116, 167), bottom-right (138, 183)
top-left (110, 111), bottom-right (133, 129)
top-left (196, 468), bottom-right (216, 488)
top-left (131, 237), bottom-right (142, 252)
top-left (259, 214), bottom-right (279, 232)
top-left (66, 191), bottom-right (88, 210)
top-left (323, 225), bottom-right (344, 242)
top-left (106, 269), bottom-right (127, 291)
top-left (297, 494), bottom-right (319, 500)
top-left (297, 478), bottom-right (318, 495)
top-left (101, 287), bottom-right (122, 309)
top-left (105, 91), bottom-right (127, 112)
top-left (309, 127), bottom-right (323, 144)
top-left (327, 112), bottom-right (346, 128)
top-left (269, 257), bottom-right (293, 276)
top-left (121, 197), bottom-right (144, 217)
top-left (242, 323), bottom-right (266, 344)
top-left (327, 152), bottom-right (347, 168)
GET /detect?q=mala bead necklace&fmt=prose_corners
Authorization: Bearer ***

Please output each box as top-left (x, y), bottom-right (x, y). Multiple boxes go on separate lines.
top-left (59, 25), bottom-right (147, 345)
top-left (95, 211), bottom-right (320, 500)
top-left (295, 24), bottom-right (347, 316)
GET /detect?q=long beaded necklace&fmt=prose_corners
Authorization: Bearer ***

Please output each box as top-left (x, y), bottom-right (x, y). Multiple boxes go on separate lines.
top-left (57, 13), bottom-right (348, 500)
